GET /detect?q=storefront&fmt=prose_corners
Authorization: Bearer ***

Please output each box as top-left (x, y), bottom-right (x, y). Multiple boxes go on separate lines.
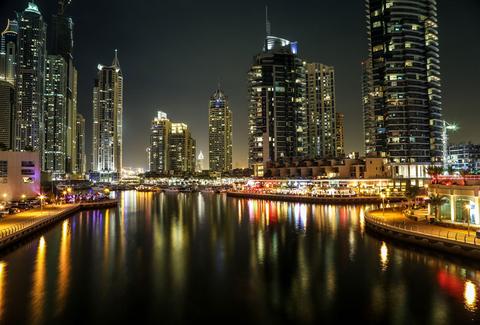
top-left (430, 185), bottom-right (480, 226)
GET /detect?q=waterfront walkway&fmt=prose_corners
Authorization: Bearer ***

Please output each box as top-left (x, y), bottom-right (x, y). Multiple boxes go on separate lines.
top-left (365, 209), bottom-right (480, 259)
top-left (0, 200), bottom-right (118, 250)
top-left (368, 209), bottom-right (480, 245)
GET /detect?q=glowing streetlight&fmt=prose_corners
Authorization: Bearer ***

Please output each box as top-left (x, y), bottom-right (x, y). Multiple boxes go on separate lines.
top-left (21, 194), bottom-right (26, 202)
top-left (38, 194), bottom-right (46, 211)
top-left (464, 203), bottom-right (472, 237)
top-left (380, 193), bottom-right (386, 218)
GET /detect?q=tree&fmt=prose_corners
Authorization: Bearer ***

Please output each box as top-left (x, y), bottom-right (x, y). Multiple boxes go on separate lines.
top-left (459, 168), bottom-right (471, 186)
top-left (405, 185), bottom-right (421, 209)
top-left (428, 194), bottom-right (447, 221)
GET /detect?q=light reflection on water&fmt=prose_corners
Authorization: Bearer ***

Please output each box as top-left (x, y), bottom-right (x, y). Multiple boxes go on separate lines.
top-left (0, 191), bottom-right (476, 323)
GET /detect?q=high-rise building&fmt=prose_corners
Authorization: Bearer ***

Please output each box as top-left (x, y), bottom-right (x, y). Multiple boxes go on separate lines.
top-left (47, 0), bottom-right (77, 175)
top-left (149, 111), bottom-right (171, 174)
top-left (44, 55), bottom-right (68, 177)
top-left (305, 63), bottom-right (337, 158)
top-left (248, 34), bottom-right (306, 172)
top-left (362, 59), bottom-right (375, 156)
top-left (0, 80), bottom-right (15, 150)
top-left (75, 113), bottom-right (86, 176)
top-left (335, 112), bottom-right (345, 157)
top-left (447, 143), bottom-right (480, 172)
top-left (0, 19), bottom-right (18, 84)
top-left (14, 2), bottom-right (47, 154)
top-left (208, 88), bottom-right (232, 173)
top-left (92, 51), bottom-right (123, 181)
top-left (365, 0), bottom-right (443, 179)
top-left (169, 123), bottom-right (196, 175)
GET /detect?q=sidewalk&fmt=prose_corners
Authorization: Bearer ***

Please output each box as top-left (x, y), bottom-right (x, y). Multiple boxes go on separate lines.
top-left (0, 204), bottom-right (78, 239)
top-left (369, 209), bottom-right (479, 245)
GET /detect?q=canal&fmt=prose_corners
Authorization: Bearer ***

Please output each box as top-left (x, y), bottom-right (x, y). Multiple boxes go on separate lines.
top-left (0, 191), bottom-right (478, 324)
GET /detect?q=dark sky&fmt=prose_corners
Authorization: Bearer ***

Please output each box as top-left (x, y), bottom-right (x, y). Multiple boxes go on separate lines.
top-left (1, 0), bottom-right (479, 169)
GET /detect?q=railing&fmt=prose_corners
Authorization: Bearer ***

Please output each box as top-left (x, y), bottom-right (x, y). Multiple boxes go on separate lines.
top-left (365, 213), bottom-right (480, 247)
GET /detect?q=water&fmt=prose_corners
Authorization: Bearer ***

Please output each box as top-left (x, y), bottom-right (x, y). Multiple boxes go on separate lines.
top-left (0, 191), bottom-right (478, 324)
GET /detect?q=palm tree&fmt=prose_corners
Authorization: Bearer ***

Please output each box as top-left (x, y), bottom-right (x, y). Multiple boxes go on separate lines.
top-left (426, 166), bottom-right (444, 184)
top-left (405, 185), bottom-right (421, 209)
top-left (459, 168), bottom-right (471, 186)
top-left (428, 194), bottom-right (447, 222)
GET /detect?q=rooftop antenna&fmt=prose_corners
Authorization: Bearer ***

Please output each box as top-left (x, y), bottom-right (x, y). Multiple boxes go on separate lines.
top-left (265, 5), bottom-right (271, 36)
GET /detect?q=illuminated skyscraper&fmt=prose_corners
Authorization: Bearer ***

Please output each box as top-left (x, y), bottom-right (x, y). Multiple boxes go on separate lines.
top-left (14, 2), bottom-right (47, 154)
top-left (0, 80), bottom-right (15, 150)
top-left (248, 33), bottom-right (306, 173)
top-left (365, 0), bottom-right (443, 179)
top-left (305, 63), bottom-right (337, 158)
top-left (0, 19), bottom-right (18, 84)
top-left (335, 112), bottom-right (345, 157)
top-left (169, 123), bottom-right (196, 175)
top-left (362, 59), bottom-right (375, 156)
top-left (149, 111), bottom-right (171, 174)
top-left (92, 51), bottom-right (123, 181)
top-left (75, 113), bottom-right (86, 176)
top-left (208, 88), bottom-right (232, 173)
top-left (45, 0), bottom-right (77, 176)
top-left (44, 55), bottom-right (68, 176)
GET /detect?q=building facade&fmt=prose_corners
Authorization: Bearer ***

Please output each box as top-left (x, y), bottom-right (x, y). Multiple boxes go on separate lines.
top-left (248, 35), bottom-right (307, 171)
top-left (0, 80), bottom-right (15, 150)
top-left (362, 59), bottom-right (376, 156)
top-left (448, 143), bottom-right (480, 172)
top-left (208, 88), bottom-right (232, 173)
top-left (305, 63), bottom-right (337, 158)
top-left (149, 111), bottom-right (171, 174)
top-left (335, 112), bottom-right (345, 157)
top-left (0, 151), bottom-right (40, 201)
top-left (14, 3), bottom-right (47, 155)
top-left (169, 123), bottom-right (196, 175)
top-left (0, 19), bottom-right (18, 84)
top-left (92, 51), bottom-right (123, 181)
top-left (365, 0), bottom-right (443, 180)
top-left (75, 113), bottom-right (86, 176)
top-left (44, 55), bottom-right (68, 177)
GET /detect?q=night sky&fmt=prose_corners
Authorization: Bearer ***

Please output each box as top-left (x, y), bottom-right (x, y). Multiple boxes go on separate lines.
top-left (1, 0), bottom-right (479, 169)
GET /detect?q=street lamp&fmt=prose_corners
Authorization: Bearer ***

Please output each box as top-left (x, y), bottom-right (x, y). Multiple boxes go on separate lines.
top-left (21, 194), bottom-right (26, 203)
top-left (465, 203), bottom-right (471, 237)
top-left (38, 194), bottom-right (46, 211)
top-left (381, 193), bottom-right (386, 218)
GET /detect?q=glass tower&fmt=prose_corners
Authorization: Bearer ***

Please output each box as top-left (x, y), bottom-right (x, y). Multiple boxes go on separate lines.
top-left (208, 88), bottom-right (232, 173)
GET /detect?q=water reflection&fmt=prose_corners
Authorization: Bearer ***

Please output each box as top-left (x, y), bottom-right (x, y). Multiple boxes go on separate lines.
top-left (380, 242), bottom-right (388, 271)
top-left (56, 220), bottom-right (70, 315)
top-left (465, 281), bottom-right (477, 312)
top-left (0, 261), bottom-right (6, 321)
top-left (31, 236), bottom-right (46, 324)
top-left (0, 192), bottom-right (477, 323)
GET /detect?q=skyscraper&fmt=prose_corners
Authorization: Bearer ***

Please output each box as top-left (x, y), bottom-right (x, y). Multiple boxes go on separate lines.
top-left (0, 80), bottom-right (15, 150)
top-left (248, 33), bottom-right (306, 173)
top-left (75, 112), bottom-right (86, 176)
top-left (92, 51), bottom-right (123, 181)
top-left (15, 2), bottom-right (47, 154)
top-left (365, 0), bottom-right (443, 179)
top-left (169, 123), bottom-right (196, 175)
top-left (305, 63), bottom-right (337, 158)
top-left (0, 19), bottom-right (18, 84)
top-left (362, 59), bottom-right (375, 156)
top-left (46, 0), bottom-right (77, 176)
top-left (149, 111), bottom-right (171, 174)
top-left (335, 112), bottom-right (345, 157)
top-left (208, 88), bottom-right (232, 173)
top-left (44, 55), bottom-right (68, 176)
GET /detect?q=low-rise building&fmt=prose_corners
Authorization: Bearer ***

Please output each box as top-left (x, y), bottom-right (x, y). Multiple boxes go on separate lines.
top-left (264, 157), bottom-right (391, 179)
top-left (430, 183), bottom-right (480, 226)
top-left (0, 151), bottom-right (41, 201)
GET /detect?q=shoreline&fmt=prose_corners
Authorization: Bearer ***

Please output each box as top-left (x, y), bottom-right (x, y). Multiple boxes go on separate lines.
top-left (227, 191), bottom-right (404, 205)
top-left (0, 200), bottom-right (118, 251)
top-left (364, 209), bottom-right (480, 260)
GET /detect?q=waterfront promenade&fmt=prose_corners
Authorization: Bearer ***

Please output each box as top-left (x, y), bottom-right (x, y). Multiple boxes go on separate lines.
top-left (0, 200), bottom-right (118, 250)
top-left (365, 209), bottom-right (480, 259)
